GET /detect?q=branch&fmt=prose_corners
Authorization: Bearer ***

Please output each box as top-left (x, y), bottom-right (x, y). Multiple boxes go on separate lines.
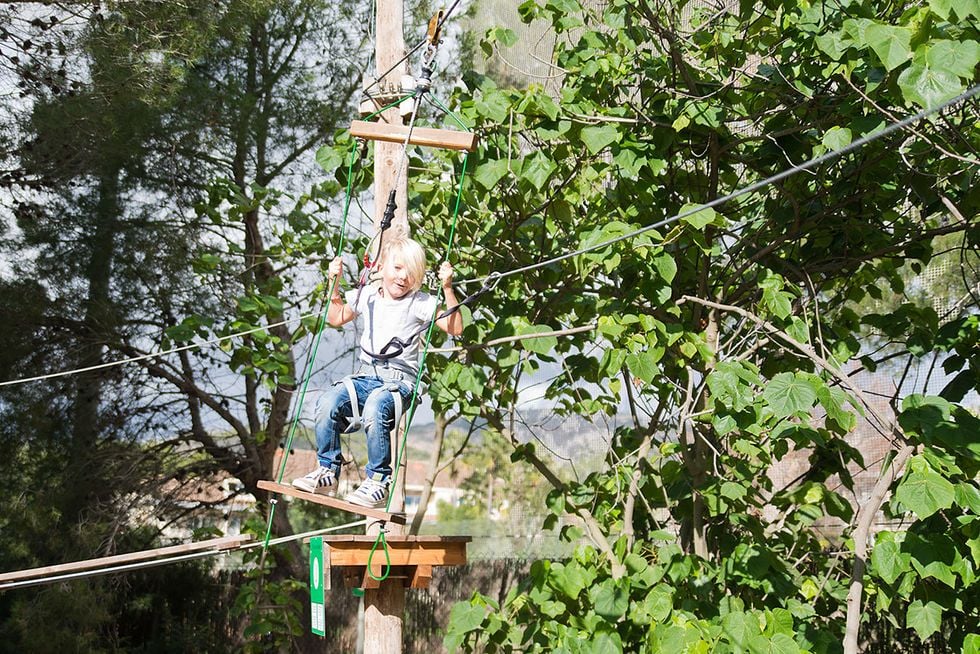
top-left (487, 411), bottom-right (626, 579)
top-left (429, 323), bottom-right (596, 353)
top-left (677, 295), bottom-right (903, 442)
top-left (117, 344), bottom-right (251, 442)
top-left (843, 445), bottom-right (915, 654)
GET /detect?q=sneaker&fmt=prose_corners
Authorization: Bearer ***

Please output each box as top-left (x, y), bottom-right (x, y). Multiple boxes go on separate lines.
top-left (292, 466), bottom-right (337, 495)
top-left (345, 474), bottom-right (390, 508)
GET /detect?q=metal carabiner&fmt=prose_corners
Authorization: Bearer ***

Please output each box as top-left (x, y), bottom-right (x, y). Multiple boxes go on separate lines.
top-left (479, 271), bottom-right (503, 294)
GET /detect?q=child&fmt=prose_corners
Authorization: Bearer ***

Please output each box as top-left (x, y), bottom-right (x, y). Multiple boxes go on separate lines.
top-left (293, 236), bottom-right (463, 508)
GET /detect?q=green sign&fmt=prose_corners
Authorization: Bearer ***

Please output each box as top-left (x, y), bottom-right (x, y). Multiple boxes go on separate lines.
top-left (309, 537), bottom-right (325, 636)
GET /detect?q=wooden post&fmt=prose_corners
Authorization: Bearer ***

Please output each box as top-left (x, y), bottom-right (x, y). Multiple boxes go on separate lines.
top-left (373, 0), bottom-right (410, 242)
top-left (367, 1), bottom-right (407, 652)
top-left (364, 583), bottom-right (406, 652)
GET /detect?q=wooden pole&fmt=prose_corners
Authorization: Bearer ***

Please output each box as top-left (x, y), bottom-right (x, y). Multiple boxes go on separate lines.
top-left (373, 0), bottom-right (410, 242)
top-left (372, 0), bottom-right (408, 527)
top-left (366, 1), bottom-right (407, 652)
top-left (363, 582), bottom-right (406, 651)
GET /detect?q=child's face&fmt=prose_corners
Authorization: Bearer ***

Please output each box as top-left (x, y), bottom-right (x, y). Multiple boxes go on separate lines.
top-left (381, 255), bottom-right (415, 299)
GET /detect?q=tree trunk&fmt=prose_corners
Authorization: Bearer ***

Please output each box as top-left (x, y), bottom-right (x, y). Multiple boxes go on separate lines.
top-left (67, 167), bottom-right (120, 521)
top-left (409, 413), bottom-right (448, 534)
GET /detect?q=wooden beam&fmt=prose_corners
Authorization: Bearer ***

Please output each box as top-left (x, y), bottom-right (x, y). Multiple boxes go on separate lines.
top-left (350, 120), bottom-right (478, 152)
top-left (410, 564), bottom-right (433, 589)
top-left (257, 480), bottom-right (407, 525)
top-left (325, 540), bottom-right (468, 567)
top-left (0, 534), bottom-right (252, 584)
top-left (320, 535), bottom-right (472, 543)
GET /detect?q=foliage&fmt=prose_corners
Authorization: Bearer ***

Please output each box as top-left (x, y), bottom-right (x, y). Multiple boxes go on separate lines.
top-left (425, 0), bottom-right (980, 651)
top-left (0, 1), bottom-right (371, 650)
top-left (231, 518), bottom-right (306, 653)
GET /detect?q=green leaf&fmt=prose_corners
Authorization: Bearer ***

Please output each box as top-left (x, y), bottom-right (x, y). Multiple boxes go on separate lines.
top-left (626, 351), bottom-right (660, 384)
top-left (866, 24), bottom-right (913, 71)
top-left (955, 482), bottom-right (980, 514)
top-left (707, 361), bottom-right (759, 412)
top-left (643, 585), bottom-right (673, 622)
top-left (871, 539), bottom-right (910, 584)
top-left (315, 144), bottom-right (345, 173)
top-left (817, 385), bottom-right (857, 432)
top-left (721, 481), bottom-right (747, 501)
top-left (679, 203), bottom-right (719, 229)
top-left (815, 31), bottom-right (850, 61)
top-left (723, 611), bottom-right (761, 648)
top-left (473, 158), bottom-right (509, 190)
top-left (589, 633), bottom-right (624, 654)
top-left (906, 600), bottom-right (943, 641)
top-left (822, 126), bottom-right (852, 152)
top-left (550, 562), bottom-right (591, 600)
top-left (898, 63), bottom-right (964, 110)
top-left (520, 151), bottom-right (558, 191)
top-left (518, 323), bottom-right (558, 355)
top-left (476, 89), bottom-right (511, 122)
top-left (764, 372), bottom-right (818, 418)
top-left (493, 27), bottom-right (518, 47)
top-left (895, 468), bottom-right (956, 519)
top-left (591, 581), bottom-right (629, 620)
top-left (907, 533), bottom-right (959, 586)
top-left (964, 634), bottom-right (980, 654)
top-left (929, 0), bottom-right (980, 19)
top-left (769, 633), bottom-right (801, 654)
top-left (580, 124), bottom-right (620, 154)
top-left (653, 253), bottom-right (677, 283)
top-left (448, 602), bottom-right (486, 633)
top-left (915, 39), bottom-right (980, 79)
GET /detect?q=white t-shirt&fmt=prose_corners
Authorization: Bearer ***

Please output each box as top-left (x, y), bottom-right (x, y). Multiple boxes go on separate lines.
top-left (345, 285), bottom-right (438, 375)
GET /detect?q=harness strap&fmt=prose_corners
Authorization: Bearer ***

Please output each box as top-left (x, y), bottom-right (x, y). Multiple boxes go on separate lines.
top-left (386, 383), bottom-right (404, 440)
top-left (340, 375), bottom-right (363, 434)
top-left (360, 272), bottom-right (501, 361)
top-left (339, 373), bottom-right (409, 436)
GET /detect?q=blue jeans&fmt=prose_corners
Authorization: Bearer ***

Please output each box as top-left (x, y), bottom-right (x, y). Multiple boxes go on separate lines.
top-left (314, 375), bottom-right (412, 479)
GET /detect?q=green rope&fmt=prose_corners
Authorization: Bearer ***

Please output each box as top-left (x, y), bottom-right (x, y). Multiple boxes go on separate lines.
top-left (366, 531), bottom-right (393, 582)
top-left (366, 151), bottom-right (470, 581)
top-left (364, 92), bottom-right (417, 120)
top-left (261, 138), bottom-right (359, 550)
top-left (426, 95), bottom-right (469, 131)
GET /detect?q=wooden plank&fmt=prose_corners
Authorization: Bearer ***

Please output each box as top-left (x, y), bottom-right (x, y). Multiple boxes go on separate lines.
top-left (326, 541), bottom-right (467, 567)
top-left (350, 120), bottom-right (478, 152)
top-left (0, 534), bottom-right (252, 584)
top-left (257, 480), bottom-right (407, 525)
top-left (321, 535), bottom-right (471, 543)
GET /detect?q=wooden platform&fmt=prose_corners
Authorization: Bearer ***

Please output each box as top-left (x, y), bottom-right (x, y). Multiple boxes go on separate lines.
top-left (257, 480), bottom-right (407, 525)
top-left (318, 535), bottom-right (471, 589)
top-left (350, 119), bottom-right (478, 152)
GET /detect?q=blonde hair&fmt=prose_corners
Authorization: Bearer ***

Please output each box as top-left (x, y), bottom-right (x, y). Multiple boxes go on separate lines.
top-left (381, 237), bottom-right (427, 293)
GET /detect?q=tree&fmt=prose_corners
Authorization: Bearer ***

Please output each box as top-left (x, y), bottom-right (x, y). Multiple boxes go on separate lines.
top-left (408, 0), bottom-right (980, 651)
top-left (0, 1), bottom-right (374, 650)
